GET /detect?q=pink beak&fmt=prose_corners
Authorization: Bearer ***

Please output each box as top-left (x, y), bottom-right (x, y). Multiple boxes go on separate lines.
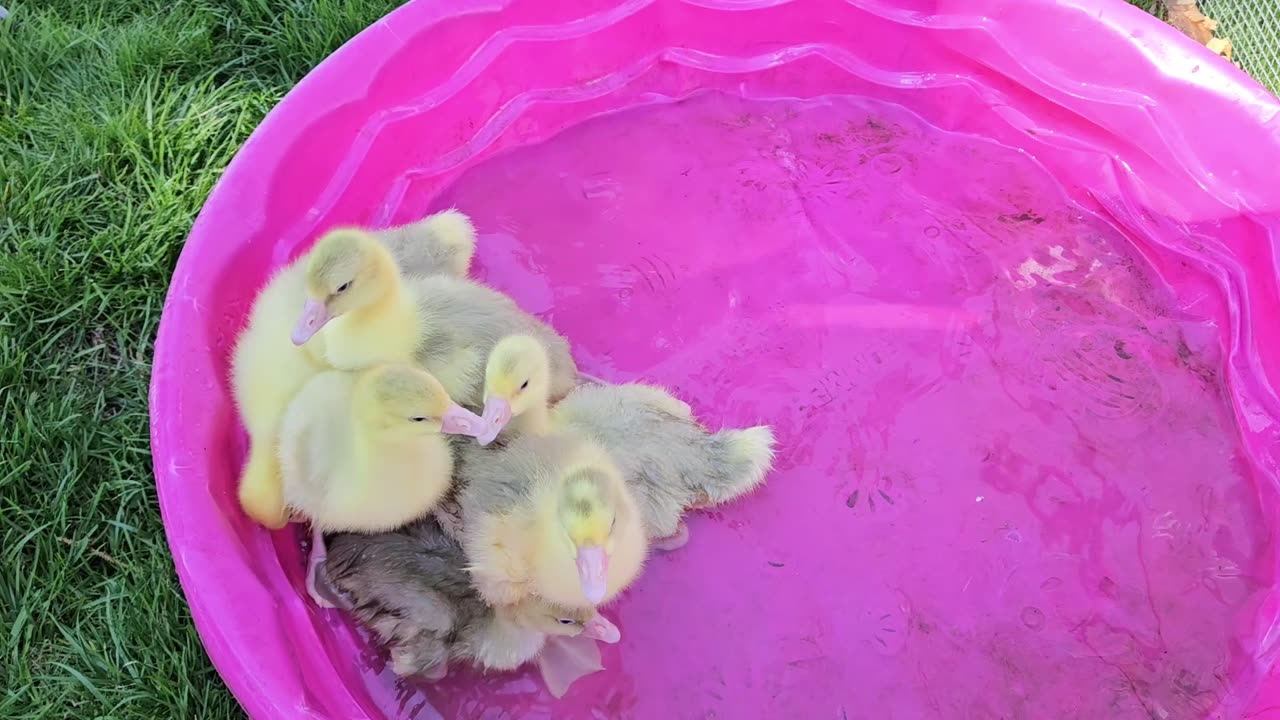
top-left (476, 396), bottom-right (512, 446)
top-left (575, 545), bottom-right (608, 605)
top-left (583, 613), bottom-right (621, 644)
top-left (291, 299), bottom-right (330, 345)
top-left (440, 403), bottom-right (486, 437)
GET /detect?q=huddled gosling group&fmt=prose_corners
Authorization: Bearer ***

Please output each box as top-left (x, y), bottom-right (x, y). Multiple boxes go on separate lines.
top-left (231, 209), bottom-right (776, 691)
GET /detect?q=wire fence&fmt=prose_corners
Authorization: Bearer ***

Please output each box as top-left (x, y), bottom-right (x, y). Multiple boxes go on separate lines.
top-left (1201, 0), bottom-right (1280, 94)
top-left (1127, 0), bottom-right (1279, 95)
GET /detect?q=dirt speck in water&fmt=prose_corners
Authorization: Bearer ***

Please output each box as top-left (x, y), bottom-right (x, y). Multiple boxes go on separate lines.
top-left (998, 210), bottom-right (1046, 225)
top-left (1176, 338), bottom-right (1194, 361)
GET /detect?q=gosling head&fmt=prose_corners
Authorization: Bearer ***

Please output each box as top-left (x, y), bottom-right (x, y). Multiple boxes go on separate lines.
top-left (476, 335), bottom-right (551, 445)
top-left (507, 599), bottom-right (621, 643)
top-left (359, 364), bottom-right (486, 438)
top-left (558, 468), bottom-right (619, 605)
top-left (292, 229), bottom-right (398, 345)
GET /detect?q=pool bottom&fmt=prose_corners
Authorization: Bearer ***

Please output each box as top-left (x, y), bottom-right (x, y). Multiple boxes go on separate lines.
top-left (296, 92), bottom-right (1273, 719)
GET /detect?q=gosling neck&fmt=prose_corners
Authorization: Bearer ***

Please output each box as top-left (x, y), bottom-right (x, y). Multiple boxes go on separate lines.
top-left (351, 252), bottom-right (412, 322)
top-left (324, 249), bottom-right (421, 369)
top-left (511, 399), bottom-right (551, 437)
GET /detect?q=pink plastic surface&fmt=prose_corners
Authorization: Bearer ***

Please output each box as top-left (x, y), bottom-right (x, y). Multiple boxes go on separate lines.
top-left (149, 1), bottom-right (1280, 717)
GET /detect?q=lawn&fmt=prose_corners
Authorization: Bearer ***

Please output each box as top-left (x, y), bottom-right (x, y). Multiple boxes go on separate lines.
top-left (0, 2), bottom-right (399, 716)
top-left (0, 1), bottom-right (1275, 719)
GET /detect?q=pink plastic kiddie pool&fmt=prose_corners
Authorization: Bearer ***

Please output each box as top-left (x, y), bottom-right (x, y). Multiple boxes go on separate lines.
top-left (150, 0), bottom-right (1280, 717)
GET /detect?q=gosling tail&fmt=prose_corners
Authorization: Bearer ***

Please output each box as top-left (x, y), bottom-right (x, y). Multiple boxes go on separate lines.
top-left (390, 632), bottom-right (450, 678)
top-left (238, 446), bottom-right (289, 529)
top-left (696, 425), bottom-right (777, 506)
top-left (421, 208), bottom-right (477, 276)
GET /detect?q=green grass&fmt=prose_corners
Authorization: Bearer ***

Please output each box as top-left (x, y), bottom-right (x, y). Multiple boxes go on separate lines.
top-left (0, 1), bottom-right (401, 716)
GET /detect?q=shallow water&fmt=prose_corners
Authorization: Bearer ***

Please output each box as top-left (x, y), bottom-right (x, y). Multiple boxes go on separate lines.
top-left (317, 91), bottom-right (1274, 719)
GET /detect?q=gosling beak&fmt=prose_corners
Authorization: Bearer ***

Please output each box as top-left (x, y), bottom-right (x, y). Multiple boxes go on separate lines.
top-left (476, 396), bottom-right (512, 446)
top-left (440, 403), bottom-right (486, 437)
top-left (575, 545), bottom-right (608, 605)
top-left (291, 299), bottom-right (331, 345)
top-left (583, 613), bottom-right (620, 644)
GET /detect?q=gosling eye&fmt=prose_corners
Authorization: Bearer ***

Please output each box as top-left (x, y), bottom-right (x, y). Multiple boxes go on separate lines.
top-left (610, 516), bottom-right (617, 532)
top-left (335, 281), bottom-right (352, 294)
top-left (518, 380), bottom-right (530, 392)
top-left (557, 618), bottom-right (576, 625)
top-left (409, 416), bottom-right (429, 423)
